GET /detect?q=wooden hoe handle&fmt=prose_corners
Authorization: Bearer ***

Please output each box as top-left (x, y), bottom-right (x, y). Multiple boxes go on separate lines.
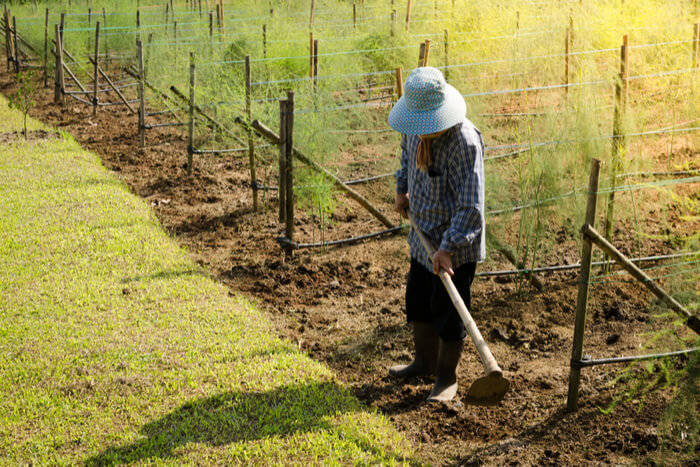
top-left (409, 214), bottom-right (503, 377)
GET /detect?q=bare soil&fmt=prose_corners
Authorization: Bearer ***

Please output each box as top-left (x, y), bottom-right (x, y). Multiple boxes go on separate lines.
top-left (3, 65), bottom-right (697, 466)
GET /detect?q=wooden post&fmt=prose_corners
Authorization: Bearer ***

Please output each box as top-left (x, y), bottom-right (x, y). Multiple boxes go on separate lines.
top-left (219, 0), bottom-right (224, 35)
top-left (390, 9), bottom-right (396, 37)
top-left (59, 12), bottom-right (65, 44)
top-left (566, 158), bottom-right (601, 412)
top-left (4, 11), bottom-right (12, 72)
top-left (12, 16), bottom-right (20, 73)
top-left (423, 39), bottom-right (431, 66)
top-left (165, 2), bottom-right (170, 33)
top-left (309, 0), bottom-right (315, 29)
top-left (92, 22), bottom-right (100, 116)
top-left (603, 35), bottom-right (628, 246)
top-left (692, 24), bottom-right (698, 74)
top-left (136, 9), bottom-right (140, 29)
top-left (284, 90), bottom-right (295, 259)
top-left (444, 29), bottom-right (449, 80)
top-left (262, 24), bottom-right (267, 58)
top-left (137, 39), bottom-right (146, 147)
top-left (278, 98), bottom-right (287, 223)
top-left (209, 11), bottom-right (213, 40)
top-left (417, 41), bottom-right (425, 68)
top-left (43, 8), bottom-right (49, 87)
top-left (309, 32), bottom-right (314, 78)
top-left (313, 39), bottom-right (319, 80)
top-left (515, 10), bottom-right (519, 35)
top-left (395, 67), bottom-right (403, 98)
top-left (353, 3), bottom-right (357, 29)
top-left (405, 0), bottom-right (411, 31)
top-left (564, 26), bottom-right (570, 94)
top-left (245, 56), bottom-right (258, 211)
top-left (188, 51), bottom-right (196, 175)
top-left (54, 24), bottom-right (64, 104)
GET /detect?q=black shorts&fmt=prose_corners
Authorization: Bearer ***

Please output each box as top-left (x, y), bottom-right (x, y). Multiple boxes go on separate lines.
top-left (405, 258), bottom-right (477, 342)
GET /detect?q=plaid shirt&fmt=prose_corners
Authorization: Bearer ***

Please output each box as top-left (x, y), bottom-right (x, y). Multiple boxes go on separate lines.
top-left (396, 119), bottom-right (486, 270)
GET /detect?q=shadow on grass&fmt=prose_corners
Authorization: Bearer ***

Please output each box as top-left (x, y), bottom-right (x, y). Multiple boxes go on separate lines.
top-left (120, 269), bottom-right (208, 283)
top-left (86, 382), bottom-right (382, 465)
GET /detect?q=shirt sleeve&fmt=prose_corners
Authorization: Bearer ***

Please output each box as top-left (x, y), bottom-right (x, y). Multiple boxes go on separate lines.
top-left (395, 134), bottom-right (409, 195)
top-left (439, 134), bottom-right (484, 253)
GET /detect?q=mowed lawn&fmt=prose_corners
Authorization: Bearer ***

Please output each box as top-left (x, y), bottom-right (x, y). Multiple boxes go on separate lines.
top-left (0, 98), bottom-right (412, 465)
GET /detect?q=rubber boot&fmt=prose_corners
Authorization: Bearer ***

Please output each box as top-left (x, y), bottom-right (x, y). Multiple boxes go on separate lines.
top-left (388, 321), bottom-right (438, 378)
top-left (427, 338), bottom-right (464, 402)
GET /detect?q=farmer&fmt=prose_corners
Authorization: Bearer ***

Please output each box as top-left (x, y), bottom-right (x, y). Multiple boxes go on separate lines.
top-left (387, 67), bottom-right (485, 402)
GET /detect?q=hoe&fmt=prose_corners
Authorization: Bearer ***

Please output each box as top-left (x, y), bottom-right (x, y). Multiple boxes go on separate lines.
top-left (410, 215), bottom-right (510, 405)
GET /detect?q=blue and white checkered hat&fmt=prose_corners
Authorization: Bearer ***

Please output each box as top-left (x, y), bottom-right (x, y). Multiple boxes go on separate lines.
top-left (388, 67), bottom-right (466, 135)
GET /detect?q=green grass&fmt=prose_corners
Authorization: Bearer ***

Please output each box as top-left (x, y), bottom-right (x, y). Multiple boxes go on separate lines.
top-left (0, 96), bottom-right (413, 464)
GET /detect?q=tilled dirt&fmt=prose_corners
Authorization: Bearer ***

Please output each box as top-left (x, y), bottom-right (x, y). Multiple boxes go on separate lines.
top-left (4, 66), bottom-right (697, 465)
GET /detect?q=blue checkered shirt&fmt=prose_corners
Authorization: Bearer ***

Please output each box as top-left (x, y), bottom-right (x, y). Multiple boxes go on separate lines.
top-left (396, 119), bottom-right (486, 270)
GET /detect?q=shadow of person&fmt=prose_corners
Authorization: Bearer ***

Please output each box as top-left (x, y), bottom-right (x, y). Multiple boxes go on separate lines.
top-left (86, 381), bottom-right (361, 465)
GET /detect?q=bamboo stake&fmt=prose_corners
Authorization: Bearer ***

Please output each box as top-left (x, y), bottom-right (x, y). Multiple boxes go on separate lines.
top-left (583, 224), bottom-right (698, 334)
top-left (245, 56), bottom-right (258, 211)
top-left (43, 8), bottom-right (49, 87)
top-left (187, 51), bottom-right (196, 175)
top-left (251, 119), bottom-right (395, 228)
top-left (603, 35), bottom-right (628, 247)
top-left (278, 98), bottom-right (287, 224)
top-left (405, 0), bottom-right (412, 31)
top-left (92, 22), bottom-right (100, 116)
top-left (284, 90), bottom-right (295, 258)
top-left (395, 67), bottom-right (403, 98)
top-left (566, 158), bottom-right (601, 412)
top-left (137, 39), bottom-right (146, 147)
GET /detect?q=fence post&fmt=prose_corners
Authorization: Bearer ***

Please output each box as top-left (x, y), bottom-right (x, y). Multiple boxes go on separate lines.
top-left (92, 22), bottom-right (100, 116)
top-left (284, 90), bottom-right (295, 259)
top-left (309, 0), bottom-right (315, 30)
top-left (693, 23), bottom-right (698, 92)
top-left (209, 11), bottom-right (213, 41)
top-left (12, 16), bottom-right (20, 73)
top-left (417, 41), bottom-right (425, 68)
top-left (54, 24), bottom-right (64, 105)
top-left (405, 0), bottom-right (412, 31)
top-left (423, 39), bottom-right (431, 66)
top-left (187, 51), bottom-right (196, 175)
top-left (313, 39), bottom-right (319, 81)
top-left (444, 29), bottom-right (449, 80)
top-left (137, 39), bottom-right (146, 148)
top-left (353, 3), bottom-right (356, 29)
top-left (278, 98), bottom-right (287, 224)
top-left (245, 55), bottom-right (258, 211)
top-left (564, 26), bottom-right (570, 95)
top-left (262, 24), bottom-right (267, 58)
top-left (566, 158), bottom-right (601, 412)
top-left (43, 8), bottom-right (49, 87)
top-left (603, 35), bottom-right (628, 248)
top-left (3, 11), bottom-right (11, 72)
top-left (391, 9), bottom-right (396, 37)
top-left (309, 32), bottom-right (314, 78)
top-left (59, 12), bottom-right (64, 45)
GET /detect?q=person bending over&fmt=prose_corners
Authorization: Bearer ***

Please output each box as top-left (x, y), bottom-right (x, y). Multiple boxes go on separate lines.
top-left (387, 67), bottom-right (485, 402)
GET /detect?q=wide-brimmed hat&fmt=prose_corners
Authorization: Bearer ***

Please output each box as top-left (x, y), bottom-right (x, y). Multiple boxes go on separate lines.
top-left (388, 67), bottom-right (466, 135)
